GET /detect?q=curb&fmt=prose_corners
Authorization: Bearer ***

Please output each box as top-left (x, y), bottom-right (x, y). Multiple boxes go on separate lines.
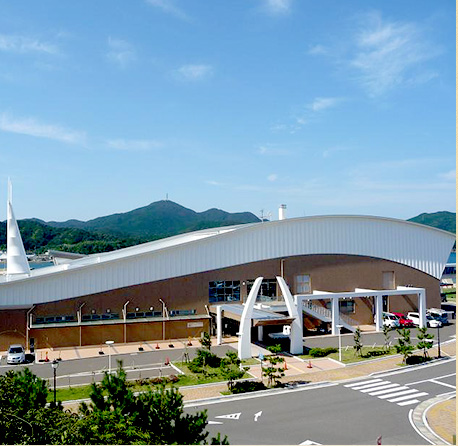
top-left (410, 393), bottom-right (456, 445)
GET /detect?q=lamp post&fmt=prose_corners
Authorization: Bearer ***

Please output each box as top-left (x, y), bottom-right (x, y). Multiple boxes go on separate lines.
top-left (337, 324), bottom-right (343, 362)
top-left (159, 299), bottom-right (166, 340)
top-left (437, 325), bottom-right (441, 358)
top-left (51, 360), bottom-right (59, 404)
top-left (105, 340), bottom-right (114, 375)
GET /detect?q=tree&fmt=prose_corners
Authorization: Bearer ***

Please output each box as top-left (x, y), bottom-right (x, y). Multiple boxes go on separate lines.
top-left (395, 328), bottom-right (414, 364)
top-left (261, 345), bottom-right (285, 387)
top-left (67, 362), bottom-right (227, 445)
top-left (200, 332), bottom-right (212, 351)
top-left (417, 326), bottom-right (434, 359)
top-left (382, 324), bottom-right (391, 351)
top-left (219, 351), bottom-right (246, 391)
top-left (0, 368), bottom-right (74, 445)
top-left (353, 327), bottom-right (363, 357)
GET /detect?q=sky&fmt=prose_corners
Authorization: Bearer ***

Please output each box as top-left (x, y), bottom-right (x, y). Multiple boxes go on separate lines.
top-left (0, 0), bottom-right (455, 222)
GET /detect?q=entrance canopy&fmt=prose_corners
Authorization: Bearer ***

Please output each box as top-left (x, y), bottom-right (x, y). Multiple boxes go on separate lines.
top-left (209, 303), bottom-right (294, 326)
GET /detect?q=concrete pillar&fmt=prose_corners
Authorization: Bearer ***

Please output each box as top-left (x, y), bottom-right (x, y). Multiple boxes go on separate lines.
top-left (257, 325), bottom-right (263, 342)
top-left (238, 277), bottom-right (263, 359)
top-left (418, 290), bottom-right (427, 328)
top-left (276, 276), bottom-right (302, 354)
top-left (375, 294), bottom-right (383, 332)
top-left (331, 297), bottom-right (339, 335)
top-left (216, 305), bottom-right (222, 345)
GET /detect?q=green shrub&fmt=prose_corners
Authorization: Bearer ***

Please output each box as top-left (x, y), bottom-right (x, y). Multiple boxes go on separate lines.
top-left (365, 350), bottom-right (386, 357)
top-left (231, 381), bottom-right (266, 394)
top-left (406, 355), bottom-right (431, 365)
top-left (309, 347), bottom-right (337, 357)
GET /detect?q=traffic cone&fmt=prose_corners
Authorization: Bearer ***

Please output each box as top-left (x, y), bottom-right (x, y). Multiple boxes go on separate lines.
top-left (307, 360), bottom-right (312, 368)
top-left (155, 343), bottom-right (160, 349)
top-left (45, 351), bottom-right (49, 362)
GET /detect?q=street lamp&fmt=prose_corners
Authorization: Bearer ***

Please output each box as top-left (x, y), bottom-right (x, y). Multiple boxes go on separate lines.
top-left (105, 340), bottom-right (114, 375)
top-left (159, 299), bottom-right (166, 340)
top-left (337, 324), bottom-right (343, 362)
top-left (437, 325), bottom-right (441, 358)
top-left (51, 360), bottom-right (59, 404)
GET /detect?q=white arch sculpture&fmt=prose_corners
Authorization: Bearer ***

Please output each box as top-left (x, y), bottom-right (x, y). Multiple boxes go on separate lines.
top-left (238, 276), bottom-right (303, 359)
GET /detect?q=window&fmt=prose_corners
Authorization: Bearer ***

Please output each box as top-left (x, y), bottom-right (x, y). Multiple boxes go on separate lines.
top-left (325, 299), bottom-right (355, 314)
top-left (209, 280), bottom-right (240, 303)
top-left (170, 309), bottom-right (197, 317)
top-left (295, 274), bottom-right (311, 294)
top-left (246, 279), bottom-right (277, 299)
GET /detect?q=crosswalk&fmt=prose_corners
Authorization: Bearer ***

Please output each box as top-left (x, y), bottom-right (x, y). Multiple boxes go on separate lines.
top-left (344, 378), bottom-right (428, 407)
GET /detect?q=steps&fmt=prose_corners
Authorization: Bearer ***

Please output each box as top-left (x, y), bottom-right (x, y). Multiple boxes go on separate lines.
top-left (302, 302), bottom-right (357, 332)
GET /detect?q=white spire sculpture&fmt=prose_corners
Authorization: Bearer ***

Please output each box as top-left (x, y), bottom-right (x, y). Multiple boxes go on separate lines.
top-left (6, 179), bottom-right (30, 275)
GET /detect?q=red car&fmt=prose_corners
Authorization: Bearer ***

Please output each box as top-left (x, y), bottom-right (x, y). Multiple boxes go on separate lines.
top-left (392, 312), bottom-right (415, 327)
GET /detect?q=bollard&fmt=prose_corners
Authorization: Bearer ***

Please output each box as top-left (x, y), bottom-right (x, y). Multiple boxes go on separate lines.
top-left (284, 360), bottom-right (288, 370)
top-left (45, 351), bottom-right (49, 362)
top-left (155, 343), bottom-right (160, 349)
top-left (165, 356), bottom-right (170, 366)
top-left (307, 360), bottom-right (312, 368)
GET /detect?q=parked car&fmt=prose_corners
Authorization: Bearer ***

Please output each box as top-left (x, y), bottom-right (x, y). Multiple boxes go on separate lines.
top-left (391, 312), bottom-right (415, 327)
top-left (407, 312), bottom-right (442, 328)
top-left (427, 308), bottom-right (449, 325)
top-left (7, 344), bottom-right (25, 364)
top-left (382, 312), bottom-right (401, 328)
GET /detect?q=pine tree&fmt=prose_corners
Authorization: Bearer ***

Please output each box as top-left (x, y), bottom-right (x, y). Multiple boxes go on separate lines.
top-left (353, 327), bottom-right (363, 356)
top-left (417, 326), bottom-right (434, 359)
top-left (395, 328), bottom-right (414, 364)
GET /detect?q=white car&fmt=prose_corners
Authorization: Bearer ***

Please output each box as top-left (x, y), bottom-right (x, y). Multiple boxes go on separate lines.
top-left (407, 312), bottom-right (442, 328)
top-left (373, 312), bottom-right (400, 328)
top-left (7, 344), bottom-right (25, 364)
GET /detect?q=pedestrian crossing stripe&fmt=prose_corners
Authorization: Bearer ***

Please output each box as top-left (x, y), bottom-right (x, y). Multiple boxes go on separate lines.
top-left (344, 379), bottom-right (429, 406)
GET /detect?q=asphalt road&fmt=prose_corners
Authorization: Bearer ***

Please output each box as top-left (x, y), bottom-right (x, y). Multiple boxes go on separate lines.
top-left (186, 358), bottom-right (456, 445)
top-left (0, 344), bottom-right (235, 387)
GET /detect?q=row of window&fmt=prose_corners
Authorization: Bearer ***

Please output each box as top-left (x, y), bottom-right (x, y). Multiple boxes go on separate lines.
top-left (209, 275), bottom-right (311, 303)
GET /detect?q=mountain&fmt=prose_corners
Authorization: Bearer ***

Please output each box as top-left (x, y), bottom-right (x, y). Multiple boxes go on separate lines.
top-left (408, 211), bottom-right (456, 233)
top-left (41, 200), bottom-right (260, 239)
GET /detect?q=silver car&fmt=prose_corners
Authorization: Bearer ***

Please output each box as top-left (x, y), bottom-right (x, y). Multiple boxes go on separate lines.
top-left (7, 344), bottom-right (25, 364)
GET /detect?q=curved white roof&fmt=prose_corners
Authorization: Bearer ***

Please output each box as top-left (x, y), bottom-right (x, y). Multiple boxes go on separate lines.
top-left (0, 215), bottom-right (455, 307)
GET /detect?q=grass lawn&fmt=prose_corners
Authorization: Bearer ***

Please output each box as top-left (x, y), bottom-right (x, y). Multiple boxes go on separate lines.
top-left (48, 362), bottom-right (251, 402)
top-left (298, 346), bottom-right (397, 364)
top-left (442, 287), bottom-right (456, 302)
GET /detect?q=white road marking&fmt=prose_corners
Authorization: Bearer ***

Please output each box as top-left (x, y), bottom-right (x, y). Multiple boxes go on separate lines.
top-left (405, 372), bottom-right (456, 386)
top-left (352, 380), bottom-right (392, 390)
top-left (254, 410), bottom-right (262, 422)
top-left (215, 412), bottom-right (241, 420)
top-left (408, 409), bottom-right (435, 445)
top-left (378, 388), bottom-right (420, 399)
top-left (344, 379), bottom-right (382, 388)
top-left (388, 392), bottom-right (428, 403)
top-left (430, 379), bottom-right (456, 389)
top-left (360, 383), bottom-right (400, 393)
top-left (397, 399), bottom-right (421, 406)
top-left (208, 421), bottom-right (223, 425)
top-left (368, 385), bottom-right (408, 396)
top-left (300, 440), bottom-right (322, 445)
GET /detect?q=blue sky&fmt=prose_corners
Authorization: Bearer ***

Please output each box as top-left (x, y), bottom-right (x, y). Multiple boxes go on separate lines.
top-left (0, 0), bottom-right (455, 222)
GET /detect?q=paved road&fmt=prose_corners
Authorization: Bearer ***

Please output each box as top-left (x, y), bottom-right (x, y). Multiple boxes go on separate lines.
top-left (0, 345), bottom-right (235, 387)
top-left (186, 358), bottom-right (456, 445)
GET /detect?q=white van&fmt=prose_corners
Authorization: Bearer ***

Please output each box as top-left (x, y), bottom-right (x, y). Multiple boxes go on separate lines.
top-left (427, 308), bottom-right (449, 325)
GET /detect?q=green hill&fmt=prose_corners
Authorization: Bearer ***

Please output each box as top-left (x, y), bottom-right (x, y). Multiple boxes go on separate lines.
top-left (408, 211), bottom-right (456, 233)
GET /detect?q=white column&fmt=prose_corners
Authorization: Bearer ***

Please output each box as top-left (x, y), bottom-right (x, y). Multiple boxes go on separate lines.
top-left (418, 290), bottom-right (427, 328)
top-left (216, 305), bottom-right (222, 345)
top-left (276, 276), bottom-right (302, 355)
top-left (238, 277), bottom-right (263, 359)
top-left (375, 294), bottom-right (383, 332)
top-left (331, 297), bottom-right (339, 335)
top-left (257, 325), bottom-right (263, 342)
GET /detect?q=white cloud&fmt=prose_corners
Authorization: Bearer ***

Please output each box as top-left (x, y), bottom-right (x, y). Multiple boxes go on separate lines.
top-left (106, 37), bottom-right (136, 68)
top-left (0, 113), bottom-right (85, 144)
top-left (309, 97), bottom-right (342, 112)
top-left (206, 180), bottom-right (225, 187)
top-left (145, 0), bottom-right (190, 21)
top-left (307, 44), bottom-right (327, 56)
top-left (267, 174), bottom-right (278, 182)
top-left (106, 139), bottom-right (164, 151)
top-left (174, 64), bottom-right (213, 81)
top-left (257, 145), bottom-right (290, 156)
top-left (351, 12), bottom-right (439, 96)
top-left (0, 34), bottom-right (58, 54)
top-left (439, 169), bottom-right (456, 182)
top-left (262, 0), bottom-right (292, 15)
